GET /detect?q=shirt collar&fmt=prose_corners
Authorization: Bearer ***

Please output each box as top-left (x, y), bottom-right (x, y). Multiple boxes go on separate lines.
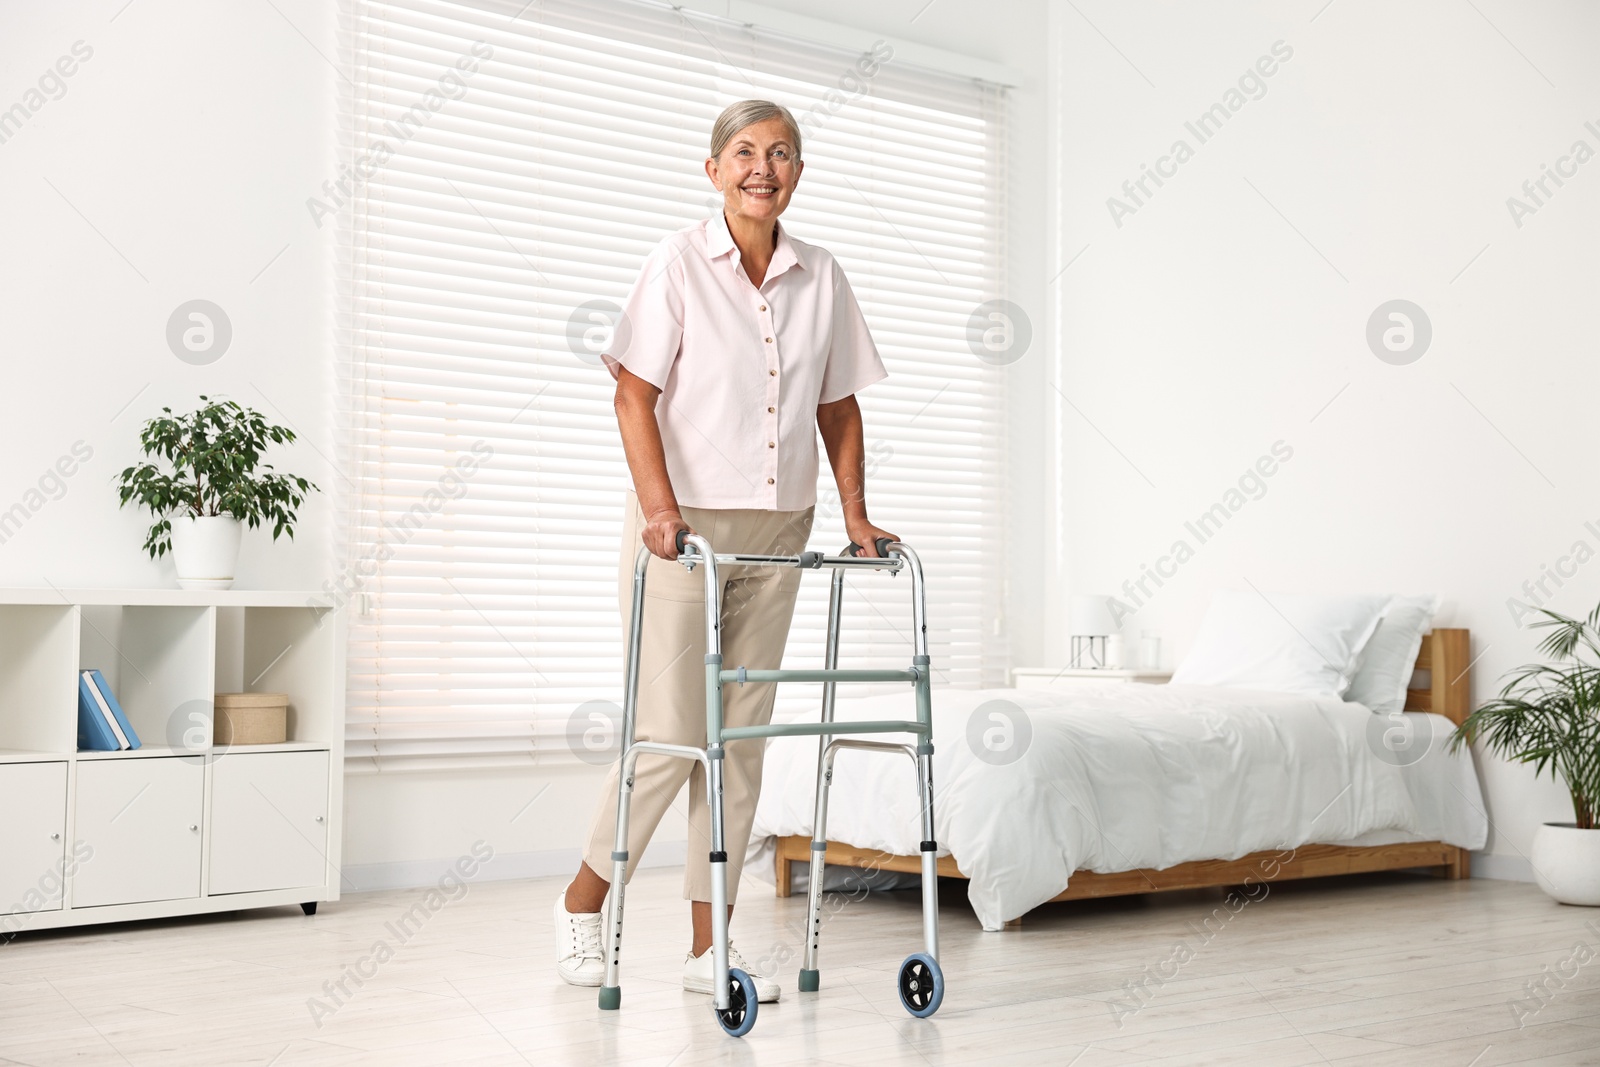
top-left (704, 210), bottom-right (804, 281)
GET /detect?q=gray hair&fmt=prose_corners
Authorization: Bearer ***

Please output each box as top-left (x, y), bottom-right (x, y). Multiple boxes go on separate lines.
top-left (709, 100), bottom-right (802, 162)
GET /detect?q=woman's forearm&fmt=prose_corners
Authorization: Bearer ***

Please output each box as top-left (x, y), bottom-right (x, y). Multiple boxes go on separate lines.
top-left (816, 395), bottom-right (868, 524)
top-left (614, 373), bottom-right (681, 521)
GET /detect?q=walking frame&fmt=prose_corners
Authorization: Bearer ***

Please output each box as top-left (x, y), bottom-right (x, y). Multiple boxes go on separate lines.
top-left (598, 532), bottom-right (944, 1037)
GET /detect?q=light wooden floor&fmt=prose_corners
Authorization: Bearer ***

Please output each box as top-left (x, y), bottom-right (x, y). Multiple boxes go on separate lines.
top-left (3, 867), bottom-right (1600, 1066)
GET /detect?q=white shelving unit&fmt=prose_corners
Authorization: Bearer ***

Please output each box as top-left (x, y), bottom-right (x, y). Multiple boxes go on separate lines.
top-left (0, 589), bottom-right (344, 936)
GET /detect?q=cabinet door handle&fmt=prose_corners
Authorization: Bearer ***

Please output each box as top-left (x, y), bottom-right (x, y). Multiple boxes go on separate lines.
top-left (189, 824), bottom-right (199, 832)
top-left (50, 832), bottom-right (61, 841)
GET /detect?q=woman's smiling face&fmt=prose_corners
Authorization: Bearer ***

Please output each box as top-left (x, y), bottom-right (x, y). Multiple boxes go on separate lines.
top-left (706, 117), bottom-right (803, 227)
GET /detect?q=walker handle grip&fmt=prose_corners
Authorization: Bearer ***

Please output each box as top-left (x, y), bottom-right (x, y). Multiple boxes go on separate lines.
top-left (675, 530), bottom-right (691, 554)
top-left (845, 538), bottom-right (896, 558)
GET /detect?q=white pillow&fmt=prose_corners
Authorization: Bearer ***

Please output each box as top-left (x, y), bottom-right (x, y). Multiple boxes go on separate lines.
top-left (1344, 594), bottom-right (1439, 714)
top-left (1171, 590), bottom-right (1393, 698)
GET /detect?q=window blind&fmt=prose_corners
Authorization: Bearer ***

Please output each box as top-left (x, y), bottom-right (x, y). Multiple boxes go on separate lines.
top-left (340, 0), bottom-right (1009, 771)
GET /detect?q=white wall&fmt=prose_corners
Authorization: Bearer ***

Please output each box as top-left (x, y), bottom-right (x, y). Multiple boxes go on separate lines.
top-left (0, 0), bottom-right (335, 591)
top-left (1050, 0), bottom-right (1600, 880)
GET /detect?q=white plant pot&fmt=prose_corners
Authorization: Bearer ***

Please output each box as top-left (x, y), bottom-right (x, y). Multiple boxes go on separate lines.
top-left (1531, 822), bottom-right (1600, 906)
top-left (169, 515), bottom-right (243, 590)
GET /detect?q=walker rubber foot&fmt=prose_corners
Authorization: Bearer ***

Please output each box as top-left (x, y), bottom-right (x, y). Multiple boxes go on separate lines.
top-left (798, 969), bottom-right (820, 993)
top-left (598, 985), bottom-right (621, 1010)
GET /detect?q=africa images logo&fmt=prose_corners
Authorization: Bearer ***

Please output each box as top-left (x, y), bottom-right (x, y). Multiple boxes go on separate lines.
top-left (305, 41), bottom-right (492, 228)
top-left (1105, 41), bottom-right (1294, 228)
top-left (0, 41), bottom-right (94, 148)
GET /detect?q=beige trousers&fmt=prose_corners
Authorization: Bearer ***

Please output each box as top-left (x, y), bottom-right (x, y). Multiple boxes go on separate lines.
top-left (583, 491), bottom-right (814, 904)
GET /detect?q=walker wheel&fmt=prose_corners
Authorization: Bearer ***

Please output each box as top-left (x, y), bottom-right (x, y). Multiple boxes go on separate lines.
top-left (897, 953), bottom-right (943, 1018)
top-left (714, 967), bottom-right (758, 1037)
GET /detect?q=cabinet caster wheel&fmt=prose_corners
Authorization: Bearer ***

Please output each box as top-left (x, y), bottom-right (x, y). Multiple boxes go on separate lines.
top-left (713, 968), bottom-right (758, 1037)
top-left (897, 953), bottom-right (943, 1018)
top-left (300, 902), bottom-right (318, 916)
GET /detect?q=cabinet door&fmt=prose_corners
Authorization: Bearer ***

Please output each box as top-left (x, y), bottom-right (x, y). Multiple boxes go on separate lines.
top-left (74, 757), bottom-right (204, 907)
top-left (0, 762), bottom-right (69, 916)
top-left (209, 751), bottom-right (329, 894)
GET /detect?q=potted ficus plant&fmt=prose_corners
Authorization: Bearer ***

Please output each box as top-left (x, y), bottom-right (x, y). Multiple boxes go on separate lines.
top-left (116, 396), bottom-right (318, 589)
top-left (1451, 604), bottom-right (1600, 905)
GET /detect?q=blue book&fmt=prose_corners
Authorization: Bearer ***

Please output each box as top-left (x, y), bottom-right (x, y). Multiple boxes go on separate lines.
top-left (83, 669), bottom-right (141, 750)
top-left (77, 672), bottom-right (121, 751)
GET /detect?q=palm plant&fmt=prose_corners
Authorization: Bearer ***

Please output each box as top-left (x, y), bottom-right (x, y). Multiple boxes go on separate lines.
top-left (1450, 604), bottom-right (1600, 829)
top-left (116, 396), bottom-right (318, 558)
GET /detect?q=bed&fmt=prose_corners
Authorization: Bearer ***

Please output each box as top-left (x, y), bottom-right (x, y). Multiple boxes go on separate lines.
top-left (752, 628), bottom-right (1485, 931)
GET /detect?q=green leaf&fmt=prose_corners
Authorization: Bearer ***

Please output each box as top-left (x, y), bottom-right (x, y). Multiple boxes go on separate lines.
top-left (1450, 606), bottom-right (1600, 826)
top-left (114, 397), bottom-right (321, 557)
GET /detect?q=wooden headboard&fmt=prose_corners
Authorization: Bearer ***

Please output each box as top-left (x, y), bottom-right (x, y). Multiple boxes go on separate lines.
top-left (1404, 628), bottom-right (1471, 724)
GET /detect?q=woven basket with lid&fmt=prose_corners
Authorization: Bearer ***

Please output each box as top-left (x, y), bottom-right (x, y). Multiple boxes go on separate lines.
top-left (213, 692), bottom-right (289, 745)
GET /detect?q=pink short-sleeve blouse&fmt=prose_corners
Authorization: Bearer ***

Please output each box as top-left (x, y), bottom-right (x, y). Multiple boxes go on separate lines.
top-left (602, 211), bottom-right (887, 511)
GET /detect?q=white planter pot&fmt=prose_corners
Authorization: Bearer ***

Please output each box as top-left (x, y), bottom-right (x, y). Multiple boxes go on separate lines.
top-left (169, 515), bottom-right (243, 590)
top-left (1531, 822), bottom-right (1600, 906)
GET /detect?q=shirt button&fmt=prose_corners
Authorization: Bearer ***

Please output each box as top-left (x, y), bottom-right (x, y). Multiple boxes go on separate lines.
top-left (767, 442), bottom-right (775, 448)
top-left (765, 337), bottom-right (772, 343)
top-left (759, 305), bottom-right (767, 312)
top-left (767, 406), bottom-right (775, 413)
top-left (768, 369), bottom-right (777, 377)
top-left (766, 478), bottom-right (775, 485)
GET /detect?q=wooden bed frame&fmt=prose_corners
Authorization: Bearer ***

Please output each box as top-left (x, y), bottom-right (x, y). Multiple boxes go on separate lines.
top-left (774, 628), bottom-right (1474, 922)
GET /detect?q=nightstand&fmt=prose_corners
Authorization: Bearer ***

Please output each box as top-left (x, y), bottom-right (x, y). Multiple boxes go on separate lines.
top-left (1011, 668), bottom-right (1172, 691)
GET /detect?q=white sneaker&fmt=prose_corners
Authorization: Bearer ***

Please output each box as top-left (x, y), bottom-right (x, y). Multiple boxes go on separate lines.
top-left (554, 893), bottom-right (605, 987)
top-left (683, 943), bottom-right (781, 1003)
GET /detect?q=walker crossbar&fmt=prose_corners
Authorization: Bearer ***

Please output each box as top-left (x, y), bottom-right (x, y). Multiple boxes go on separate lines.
top-left (720, 668), bottom-right (919, 684)
top-left (719, 719), bottom-right (929, 742)
top-left (822, 737), bottom-right (921, 766)
top-left (620, 740), bottom-right (710, 773)
top-left (681, 550), bottom-right (902, 572)
top-left (599, 530), bottom-right (942, 1036)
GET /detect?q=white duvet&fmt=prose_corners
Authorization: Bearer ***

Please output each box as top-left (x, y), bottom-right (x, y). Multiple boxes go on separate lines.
top-left (749, 683), bottom-right (1489, 931)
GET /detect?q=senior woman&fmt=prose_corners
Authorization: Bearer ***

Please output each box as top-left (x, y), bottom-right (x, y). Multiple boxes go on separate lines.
top-left (554, 100), bottom-right (896, 1003)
